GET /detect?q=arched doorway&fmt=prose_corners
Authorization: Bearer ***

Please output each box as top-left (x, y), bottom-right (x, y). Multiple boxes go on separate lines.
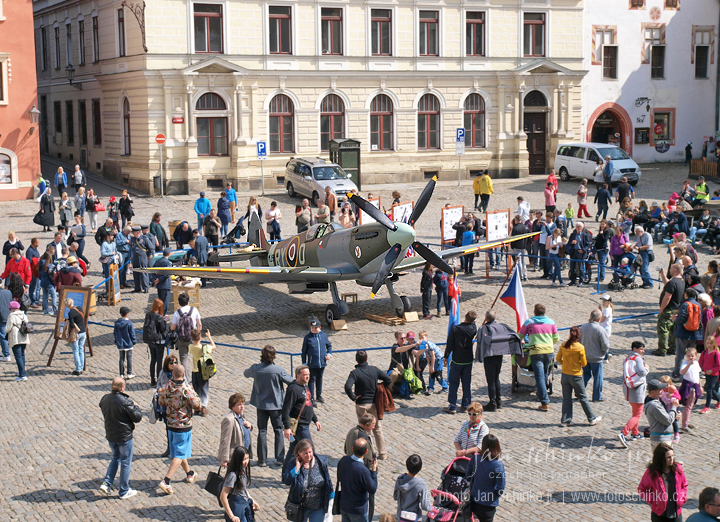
top-left (586, 103), bottom-right (633, 156)
top-left (524, 90), bottom-right (547, 175)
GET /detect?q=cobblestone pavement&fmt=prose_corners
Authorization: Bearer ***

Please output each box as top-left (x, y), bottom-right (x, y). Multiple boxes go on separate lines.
top-left (1, 161), bottom-right (717, 520)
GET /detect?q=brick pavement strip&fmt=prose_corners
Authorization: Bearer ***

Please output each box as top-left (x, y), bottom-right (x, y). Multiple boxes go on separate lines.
top-left (0, 163), bottom-right (716, 520)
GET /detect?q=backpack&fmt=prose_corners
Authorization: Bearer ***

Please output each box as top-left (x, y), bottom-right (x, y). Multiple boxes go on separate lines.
top-left (198, 345), bottom-right (217, 380)
top-left (623, 354), bottom-right (644, 389)
top-left (143, 313), bottom-right (163, 344)
top-left (177, 307), bottom-right (195, 342)
top-left (683, 302), bottom-right (701, 331)
top-left (403, 367), bottom-right (423, 394)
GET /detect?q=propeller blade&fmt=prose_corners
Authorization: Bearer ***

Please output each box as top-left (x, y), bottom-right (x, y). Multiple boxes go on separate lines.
top-left (412, 241), bottom-right (454, 274)
top-left (370, 243), bottom-right (403, 297)
top-left (407, 175), bottom-right (437, 227)
top-left (347, 192), bottom-right (396, 231)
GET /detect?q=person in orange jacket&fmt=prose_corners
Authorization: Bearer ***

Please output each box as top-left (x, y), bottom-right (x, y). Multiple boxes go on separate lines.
top-left (1, 248), bottom-right (31, 286)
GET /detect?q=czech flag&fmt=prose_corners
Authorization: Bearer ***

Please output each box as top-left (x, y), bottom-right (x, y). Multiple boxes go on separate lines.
top-left (500, 266), bottom-right (529, 331)
top-left (447, 270), bottom-right (462, 339)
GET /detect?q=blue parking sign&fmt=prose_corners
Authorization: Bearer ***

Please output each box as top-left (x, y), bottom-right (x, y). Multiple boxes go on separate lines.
top-left (456, 128), bottom-right (465, 143)
top-left (257, 141), bottom-right (267, 159)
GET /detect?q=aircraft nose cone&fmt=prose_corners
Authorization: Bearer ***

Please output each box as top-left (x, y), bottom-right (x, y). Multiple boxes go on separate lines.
top-left (387, 222), bottom-right (416, 249)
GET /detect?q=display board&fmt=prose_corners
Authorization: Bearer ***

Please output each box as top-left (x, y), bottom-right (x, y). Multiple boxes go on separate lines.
top-left (392, 201), bottom-right (414, 224)
top-left (486, 209), bottom-right (511, 242)
top-left (441, 205), bottom-right (465, 244)
top-left (358, 197), bottom-right (381, 225)
top-left (108, 264), bottom-right (121, 306)
top-left (47, 286), bottom-right (94, 367)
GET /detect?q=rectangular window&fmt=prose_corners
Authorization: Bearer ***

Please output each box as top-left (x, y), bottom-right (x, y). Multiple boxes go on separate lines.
top-left (92, 98), bottom-right (102, 146)
top-left (321, 8), bottom-right (343, 55)
top-left (79, 20), bottom-right (85, 65)
top-left (0, 61), bottom-right (4, 103)
top-left (665, 0), bottom-right (678, 8)
top-left (92, 17), bottom-right (99, 62)
top-left (79, 100), bottom-right (88, 146)
top-left (117, 9), bottom-right (126, 57)
top-left (419, 11), bottom-right (438, 56)
top-left (66, 100), bottom-right (74, 145)
top-left (194, 4), bottom-right (223, 53)
top-left (40, 27), bottom-right (48, 71)
top-left (466, 12), bottom-right (485, 57)
top-left (630, 0), bottom-right (645, 7)
top-left (695, 30), bottom-right (712, 79)
top-left (523, 13), bottom-right (545, 57)
top-left (653, 111), bottom-right (672, 141)
top-left (197, 117), bottom-right (228, 155)
top-left (651, 45), bottom-right (665, 79)
top-left (603, 45), bottom-right (618, 79)
top-left (54, 101), bottom-right (62, 134)
top-left (66, 23), bottom-right (73, 65)
top-left (269, 6), bottom-right (291, 54)
top-left (371, 9), bottom-right (392, 56)
top-left (54, 27), bottom-right (61, 68)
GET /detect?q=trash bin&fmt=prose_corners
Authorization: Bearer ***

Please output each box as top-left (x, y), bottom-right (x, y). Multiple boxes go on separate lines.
top-left (154, 176), bottom-right (162, 190)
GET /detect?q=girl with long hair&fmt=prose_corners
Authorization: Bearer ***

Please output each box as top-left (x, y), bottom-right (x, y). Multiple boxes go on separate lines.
top-left (145, 298), bottom-right (168, 386)
top-left (638, 443), bottom-right (687, 522)
top-left (465, 434), bottom-right (505, 522)
top-left (220, 446), bottom-right (258, 522)
top-left (555, 326), bottom-right (602, 427)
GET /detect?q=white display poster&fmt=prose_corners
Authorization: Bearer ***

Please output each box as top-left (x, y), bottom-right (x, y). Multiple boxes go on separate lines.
top-left (441, 206), bottom-right (465, 242)
top-left (486, 209), bottom-right (510, 242)
top-left (392, 201), bottom-right (414, 224)
top-left (359, 197), bottom-right (381, 225)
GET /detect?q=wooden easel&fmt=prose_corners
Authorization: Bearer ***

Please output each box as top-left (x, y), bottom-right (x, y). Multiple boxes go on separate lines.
top-left (47, 286), bottom-right (94, 367)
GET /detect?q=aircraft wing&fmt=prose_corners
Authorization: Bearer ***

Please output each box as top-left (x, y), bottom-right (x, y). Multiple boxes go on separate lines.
top-left (137, 265), bottom-right (343, 283)
top-left (395, 231), bottom-right (540, 271)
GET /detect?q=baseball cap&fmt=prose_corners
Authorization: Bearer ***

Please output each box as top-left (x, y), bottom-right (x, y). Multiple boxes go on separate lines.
top-left (406, 331), bottom-right (416, 340)
top-left (200, 191), bottom-right (206, 197)
top-left (119, 306), bottom-right (131, 316)
top-left (109, 196), bottom-right (116, 202)
top-left (600, 294), bottom-right (612, 302)
top-left (647, 379), bottom-right (668, 392)
top-left (310, 319), bottom-right (321, 327)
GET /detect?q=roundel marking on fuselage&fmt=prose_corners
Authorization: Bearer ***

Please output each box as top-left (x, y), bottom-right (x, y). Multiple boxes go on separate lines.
top-left (286, 236), bottom-right (300, 267)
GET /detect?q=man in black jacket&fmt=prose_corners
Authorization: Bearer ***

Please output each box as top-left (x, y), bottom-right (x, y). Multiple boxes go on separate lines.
top-left (99, 377), bottom-right (142, 499)
top-left (344, 351), bottom-right (391, 460)
top-left (568, 222), bottom-right (592, 287)
top-left (282, 365), bottom-right (321, 460)
top-left (443, 311), bottom-right (478, 414)
top-left (510, 215), bottom-right (530, 281)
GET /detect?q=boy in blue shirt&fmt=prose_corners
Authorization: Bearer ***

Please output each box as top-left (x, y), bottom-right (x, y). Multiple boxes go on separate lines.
top-left (113, 306), bottom-right (137, 379)
top-left (413, 330), bottom-right (448, 394)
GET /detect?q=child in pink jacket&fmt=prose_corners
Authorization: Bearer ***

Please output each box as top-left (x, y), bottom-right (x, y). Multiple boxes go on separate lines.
top-left (659, 376), bottom-right (681, 444)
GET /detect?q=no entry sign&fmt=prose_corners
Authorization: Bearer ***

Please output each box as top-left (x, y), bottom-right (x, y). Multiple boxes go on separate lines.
top-left (155, 134), bottom-right (166, 144)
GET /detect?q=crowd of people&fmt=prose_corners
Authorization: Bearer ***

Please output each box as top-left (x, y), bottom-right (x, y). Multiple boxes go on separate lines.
top-left (2, 164), bottom-right (718, 522)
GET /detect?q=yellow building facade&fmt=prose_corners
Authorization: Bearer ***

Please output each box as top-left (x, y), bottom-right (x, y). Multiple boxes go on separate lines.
top-left (34, 0), bottom-right (586, 194)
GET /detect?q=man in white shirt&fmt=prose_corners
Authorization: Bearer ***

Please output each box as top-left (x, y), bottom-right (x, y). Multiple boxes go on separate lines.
top-left (633, 226), bottom-right (654, 289)
top-left (170, 292), bottom-right (202, 382)
top-left (47, 232), bottom-right (66, 261)
top-left (517, 196), bottom-right (530, 223)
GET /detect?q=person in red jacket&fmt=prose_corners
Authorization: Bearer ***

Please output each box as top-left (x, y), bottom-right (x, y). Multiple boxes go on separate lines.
top-left (1, 248), bottom-right (31, 285)
top-left (53, 256), bottom-right (83, 290)
top-left (638, 443), bottom-right (688, 521)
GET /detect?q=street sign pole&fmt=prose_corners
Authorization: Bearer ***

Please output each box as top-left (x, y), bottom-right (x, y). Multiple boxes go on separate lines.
top-left (257, 141), bottom-right (267, 195)
top-left (159, 144), bottom-right (164, 197)
top-left (456, 128), bottom-right (465, 187)
top-left (458, 153), bottom-right (461, 187)
top-left (260, 158), bottom-right (265, 195)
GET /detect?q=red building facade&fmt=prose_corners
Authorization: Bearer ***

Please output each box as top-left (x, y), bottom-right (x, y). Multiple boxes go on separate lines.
top-left (0, 0), bottom-right (40, 201)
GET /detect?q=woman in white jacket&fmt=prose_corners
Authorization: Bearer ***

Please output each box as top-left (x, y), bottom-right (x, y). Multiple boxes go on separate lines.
top-left (6, 300), bottom-right (30, 381)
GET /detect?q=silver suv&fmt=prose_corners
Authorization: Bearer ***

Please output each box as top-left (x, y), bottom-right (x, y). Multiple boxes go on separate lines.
top-left (285, 157), bottom-right (358, 204)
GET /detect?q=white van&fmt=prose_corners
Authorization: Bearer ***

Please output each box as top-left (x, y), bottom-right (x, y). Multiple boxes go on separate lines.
top-left (553, 142), bottom-right (642, 185)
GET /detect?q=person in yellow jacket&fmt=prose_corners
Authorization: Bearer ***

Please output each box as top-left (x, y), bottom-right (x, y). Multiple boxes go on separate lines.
top-left (555, 326), bottom-right (602, 427)
top-left (474, 170), bottom-right (493, 212)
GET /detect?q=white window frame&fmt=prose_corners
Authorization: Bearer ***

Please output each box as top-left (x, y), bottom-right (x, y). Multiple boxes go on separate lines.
top-left (0, 2), bottom-right (4, 21)
top-left (187, 1), bottom-right (230, 55)
top-left (695, 29), bottom-right (712, 79)
top-left (116, 8), bottom-right (126, 58)
top-left (66, 21), bottom-right (73, 66)
top-left (0, 148), bottom-right (20, 191)
top-left (78, 17), bottom-right (86, 65)
top-left (415, 7), bottom-right (443, 58)
top-left (91, 14), bottom-right (100, 63)
top-left (263, 3), bottom-right (298, 56)
top-left (315, 5), bottom-right (348, 57)
top-left (596, 30), bottom-right (617, 80)
top-left (366, 6), bottom-right (396, 57)
top-left (0, 54), bottom-right (8, 105)
top-left (519, 9), bottom-right (550, 59)
top-left (462, 9), bottom-right (488, 58)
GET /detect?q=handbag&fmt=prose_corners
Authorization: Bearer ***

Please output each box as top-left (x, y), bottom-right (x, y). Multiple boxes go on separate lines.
top-left (648, 250), bottom-right (655, 263)
top-left (288, 396), bottom-right (307, 436)
top-left (20, 320), bottom-right (34, 336)
top-left (61, 320), bottom-right (79, 343)
top-left (331, 477), bottom-right (341, 516)
top-left (33, 211), bottom-right (44, 226)
top-left (285, 498), bottom-right (304, 522)
top-left (20, 293), bottom-right (31, 312)
top-left (95, 201), bottom-right (106, 212)
top-left (204, 465), bottom-right (226, 508)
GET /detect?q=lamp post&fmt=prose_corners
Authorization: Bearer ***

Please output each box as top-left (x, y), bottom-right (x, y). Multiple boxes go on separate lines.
top-left (65, 64), bottom-right (82, 90)
top-left (28, 104), bottom-right (40, 135)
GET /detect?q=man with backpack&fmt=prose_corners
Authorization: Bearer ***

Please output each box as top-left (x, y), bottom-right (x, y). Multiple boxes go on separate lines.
top-left (188, 328), bottom-right (218, 416)
top-left (170, 292), bottom-right (202, 384)
top-left (655, 264), bottom-right (685, 357)
top-left (671, 288), bottom-right (703, 380)
top-left (152, 248), bottom-right (173, 314)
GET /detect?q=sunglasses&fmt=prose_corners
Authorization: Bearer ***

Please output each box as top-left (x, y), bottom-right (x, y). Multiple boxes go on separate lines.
top-left (468, 412), bottom-right (480, 416)
top-left (169, 361), bottom-right (177, 365)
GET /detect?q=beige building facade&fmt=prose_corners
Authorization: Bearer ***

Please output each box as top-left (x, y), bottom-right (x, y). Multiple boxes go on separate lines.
top-left (34, 0), bottom-right (586, 195)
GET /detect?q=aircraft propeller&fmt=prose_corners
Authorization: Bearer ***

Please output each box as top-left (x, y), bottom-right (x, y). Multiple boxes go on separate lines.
top-left (407, 175), bottom-right (436, 226)
top-left (347, 192), bottom-right (397, 231)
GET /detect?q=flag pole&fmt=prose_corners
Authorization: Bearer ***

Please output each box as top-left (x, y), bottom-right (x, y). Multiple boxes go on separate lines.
top-left (490, 256), bottom-right (516, 309)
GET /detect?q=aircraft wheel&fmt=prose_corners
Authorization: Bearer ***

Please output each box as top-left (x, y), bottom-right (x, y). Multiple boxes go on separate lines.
top-left (401, 295), bottom-right (412, 314)
top-left (325, 304), bottom-right (341, 326)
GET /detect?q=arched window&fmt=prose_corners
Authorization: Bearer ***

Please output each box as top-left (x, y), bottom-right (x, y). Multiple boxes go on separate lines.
top-left (196, 93), bottom-right (228, 156)
top-left (320, 94), bottom-right (344, 151)
top-left (524, 90), bottom-right (547, 107)
top-left (370, 94), bottom-right (393, 151)
top-left (464, 94), bottom-right (485, 148)
top-left (196, 92), bottom-right (226, 110)
top-left (122, 98), bottom-right (131, 155)
top-left (417, 93), bottom-right (440, 150)
top-left (269, 94), bottom-right (294, 153)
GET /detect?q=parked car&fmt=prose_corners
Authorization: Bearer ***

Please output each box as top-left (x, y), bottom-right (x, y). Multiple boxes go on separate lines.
top-left (553, 142), bottom-right (642, 185)
top-left (285, 157), bottom-right (358, 204)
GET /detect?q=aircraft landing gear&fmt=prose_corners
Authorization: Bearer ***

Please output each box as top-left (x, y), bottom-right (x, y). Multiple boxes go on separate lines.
top-left (325, 282), bottom-right (349, 326)
top-left (385, 280), bottom-right (412, 318)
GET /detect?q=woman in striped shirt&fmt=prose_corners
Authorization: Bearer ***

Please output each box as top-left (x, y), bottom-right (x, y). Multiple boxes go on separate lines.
top-left (453, 402), bottom-right (489, 458)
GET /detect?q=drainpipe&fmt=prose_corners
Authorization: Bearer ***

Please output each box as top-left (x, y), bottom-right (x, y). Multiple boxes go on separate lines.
top-left (717, 0), bottom-right (720, 130)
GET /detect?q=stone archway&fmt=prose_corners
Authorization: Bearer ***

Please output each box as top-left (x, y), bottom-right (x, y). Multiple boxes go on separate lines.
top-left (586, 103), bottom-right (633, 156)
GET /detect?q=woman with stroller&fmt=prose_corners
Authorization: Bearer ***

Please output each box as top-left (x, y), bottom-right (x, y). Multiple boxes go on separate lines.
top-left (465, 434), bottom-right (505, 522)
top-left (453, 402), bottom-right (489, 458)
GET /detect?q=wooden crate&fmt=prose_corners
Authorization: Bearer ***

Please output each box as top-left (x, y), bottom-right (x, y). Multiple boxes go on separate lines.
top-left (168, 220), bottom-right (183, 238)
top-left (364, 312), bottom-right (405, 326)
top-left (690, 159), bottom-right (718, 178)
top-left (172, 282), bottom-right (201, 313)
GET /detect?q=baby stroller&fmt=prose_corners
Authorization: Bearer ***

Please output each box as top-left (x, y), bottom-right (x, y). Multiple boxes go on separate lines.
top-left (428, 457), bottom-right (472, 522)
top-left (608, 252), bottom-right (640, 291)
top-left (511, 349), bottom-right (554, 395)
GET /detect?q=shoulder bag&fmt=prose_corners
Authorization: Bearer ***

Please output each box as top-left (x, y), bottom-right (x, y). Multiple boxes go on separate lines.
top-left (285, 469), bottom-right (307, 522)
top-left (288, 394), bottom-right (306, 436)
top-left (331, 476), bottom-right (342, 515)
top-left (204, 465), bottom-right (226, 508)
top-left (61, 319), bottom-right (79, 343)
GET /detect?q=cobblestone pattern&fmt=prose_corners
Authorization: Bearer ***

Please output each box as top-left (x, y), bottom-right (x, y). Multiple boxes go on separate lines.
top-left (0, 162), bottom-right (715, 520)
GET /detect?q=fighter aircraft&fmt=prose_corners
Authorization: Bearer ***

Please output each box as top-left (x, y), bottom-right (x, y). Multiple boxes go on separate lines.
top-left (140, 177), bottom-right (537, 325)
